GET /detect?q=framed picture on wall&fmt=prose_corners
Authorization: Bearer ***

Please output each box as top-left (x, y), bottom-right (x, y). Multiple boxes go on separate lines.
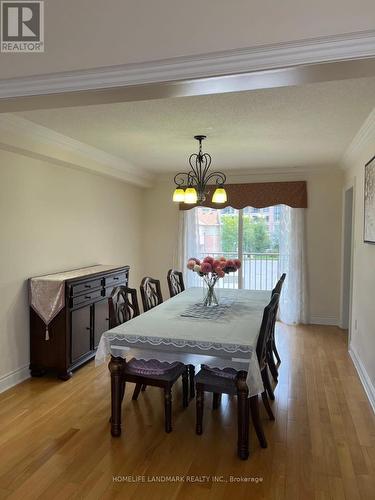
top-left (364, 155), bottom-right (375, 244)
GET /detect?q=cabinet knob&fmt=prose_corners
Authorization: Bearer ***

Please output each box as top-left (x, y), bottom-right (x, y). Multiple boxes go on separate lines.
top-left (84, 284), bottom-right (91, 288)
top-left (86, 327), bottom-right (90, 331)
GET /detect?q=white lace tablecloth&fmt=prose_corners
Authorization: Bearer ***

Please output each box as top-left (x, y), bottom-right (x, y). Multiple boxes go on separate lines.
top-left (96, 288), bottom-right (270, 397)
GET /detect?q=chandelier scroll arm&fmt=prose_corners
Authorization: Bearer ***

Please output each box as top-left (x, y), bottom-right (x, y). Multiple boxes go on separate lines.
top-left (200, 153), bottom-right (212, 184)
top-left (173, 172), bottom-right (190, 187)
top-left (187, 170), bottom-right (198, 185)
top-left (189, 153), bottom-right (201, 183)
top-left (204, 171), bottom-right (227, 186)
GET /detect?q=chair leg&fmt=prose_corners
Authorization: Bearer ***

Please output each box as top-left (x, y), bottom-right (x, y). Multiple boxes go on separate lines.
top-left (236, 372), bottom-right (250, 460)
top-left (120, 378), bottom-right (126, 403)
top-left (164, 388), bottom-right (172, 433)
top-left (132, 383), bottom-right (142, 401)
top-left (196, 386), bottom-right (204, 435)
top-left (109, 374), bottom-right (126, 423)
top-left (188, 365), bottom-right (195, 399)
top-left (141, 384), bottom-right (147, 391)
top-left (109, 356), bottom-right (125, 437)
top-left (212, 393), bottom-right (221, 410)
top-left (261, 391), bottom-right (275, 421)
top-left (250, 395), bottom-right (267, 448)
top-left (267, 350), bottom-right (278, 383)
top-left (273, 341), bottom-right (281, 364)
top-left (262, 367), bottom-right (275, 401)
top-left (182, 369), bottom-right (189, 408)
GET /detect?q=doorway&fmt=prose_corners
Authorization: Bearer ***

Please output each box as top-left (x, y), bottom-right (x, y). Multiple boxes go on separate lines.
top-left (341, 186), bottom-right (354, 337)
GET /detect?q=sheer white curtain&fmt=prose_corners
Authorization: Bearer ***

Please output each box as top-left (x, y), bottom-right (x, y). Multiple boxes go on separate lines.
top-left (176, 208), bottom-right (200, 288)
top-left (278, 206), bottom-right (309, 324)
top-left (176, 205), bottom-right (309, 324)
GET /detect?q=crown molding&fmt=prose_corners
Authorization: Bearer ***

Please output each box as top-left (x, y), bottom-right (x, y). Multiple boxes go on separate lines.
top-left (158, 164), bottom-right (341, 183)
top-left (220, 165), bottom-right (341, 179)
top-left (341, 107), bottom-right (375, 169)
top-left (0, 114), bottom-right (154, 187)
top-left (1, 30), bottom-right (375, 99)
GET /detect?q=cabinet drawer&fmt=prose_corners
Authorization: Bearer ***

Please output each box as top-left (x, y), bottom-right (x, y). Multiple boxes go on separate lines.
top-left (71, 289), bottom-right (103, 308)
top-left (70, 279), bottom-right (102, 297)
top-left (104, 272), bottom-right (128, 288)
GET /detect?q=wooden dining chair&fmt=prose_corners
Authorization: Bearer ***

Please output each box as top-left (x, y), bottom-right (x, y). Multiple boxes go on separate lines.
top-left (166, 269), bottom-right (196, 398)
top-left (267, 273), bottom-right (286, 382)
top-left (167, 269), bottom-right (185, 298)
top-left (109, 285), bottom-right (140, 329)
top-left (194, 293), bottom-right (280, 454)
top-left (272, 273), bottom-right (286, 297)
top-left (258, 293), bottom-right (280, 404)
top-left (141, 275), bottom-right (195, 400)
top-left (109, 286), bottom-right (189, 433)
top-left (140, 277), bottom-right (163, 312)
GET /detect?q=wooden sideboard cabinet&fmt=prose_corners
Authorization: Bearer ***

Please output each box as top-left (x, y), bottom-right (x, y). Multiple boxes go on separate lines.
top-left (29, 265), bottom-right (129, 380)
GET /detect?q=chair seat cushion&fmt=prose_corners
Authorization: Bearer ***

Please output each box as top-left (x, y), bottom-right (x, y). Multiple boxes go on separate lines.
top-left (195, 366), bottom-right (239, 395)
top-left (201, 365), bottom-right (238, 379)
top-left (124, 358), bottom-right (185, 377)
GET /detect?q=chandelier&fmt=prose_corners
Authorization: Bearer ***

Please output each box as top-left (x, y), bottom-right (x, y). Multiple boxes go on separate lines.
top-left (172, 135), bottom-right (227, 205)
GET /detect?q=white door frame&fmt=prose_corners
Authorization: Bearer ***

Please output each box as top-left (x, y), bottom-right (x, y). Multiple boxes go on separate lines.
top-left (340, 178), bottom-right (356, 343)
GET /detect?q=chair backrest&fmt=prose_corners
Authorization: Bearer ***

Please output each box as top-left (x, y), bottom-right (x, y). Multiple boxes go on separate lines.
top-left (140, 277), bottom-right (163, 312)
top-left (108, 286), bottom-right (140, 328)
top-left (167, 269), bottom-right (185, 298)
top-left (272, 273), bottom-right (286, 296)
top-left (256, 293), bottom-right (280, 369)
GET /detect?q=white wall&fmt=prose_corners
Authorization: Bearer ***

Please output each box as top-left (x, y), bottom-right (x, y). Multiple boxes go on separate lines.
top-left (142, 170), bottom-right (343, 324)
top-left (0, 149), bottom-right (143, 389)
top-left (0, 0), bottom-right (375, 79)
top-left (0, 148), bottom-right (345, 393)
top-left (343, 128), bottom-right (375, 407)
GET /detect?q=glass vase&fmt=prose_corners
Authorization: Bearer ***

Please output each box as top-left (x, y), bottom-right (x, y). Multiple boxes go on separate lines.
top-left (202, 277), bottom-right (219, 307)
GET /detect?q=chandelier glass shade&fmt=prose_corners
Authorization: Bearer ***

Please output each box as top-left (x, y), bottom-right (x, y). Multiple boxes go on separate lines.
top-left (172, 135), bottom-right (227, 205)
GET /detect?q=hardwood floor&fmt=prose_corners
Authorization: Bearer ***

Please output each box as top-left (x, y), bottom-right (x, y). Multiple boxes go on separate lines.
top-left (0, 324), bottom-right (374, 499)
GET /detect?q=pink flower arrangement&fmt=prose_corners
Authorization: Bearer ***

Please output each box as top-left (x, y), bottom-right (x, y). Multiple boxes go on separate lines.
top-left (187, 255), bottom-right (241, 279)
top-left (188, 255), bottom-right (241, 307)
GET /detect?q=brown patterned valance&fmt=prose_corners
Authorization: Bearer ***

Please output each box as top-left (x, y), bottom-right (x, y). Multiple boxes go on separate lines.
top-left (179, 181), bottom-right (307, 210)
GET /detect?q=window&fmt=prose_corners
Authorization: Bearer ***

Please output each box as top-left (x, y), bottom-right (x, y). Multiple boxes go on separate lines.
top-left (181, 204), bottom-right (308, 324)
top-left (193, 206), bottom-right (282, 290)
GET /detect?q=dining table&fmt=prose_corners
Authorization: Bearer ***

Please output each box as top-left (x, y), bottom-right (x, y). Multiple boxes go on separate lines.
top-left (95, 287), bottom-right (270, 459)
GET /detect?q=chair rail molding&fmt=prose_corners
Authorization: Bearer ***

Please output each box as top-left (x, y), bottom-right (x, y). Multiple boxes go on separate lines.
top-left (0, 30), bottom-right (375, 99)
top-left (0, 114), bottom-right (154, 187)
top-left (349, 346), bottom-right (375, 413)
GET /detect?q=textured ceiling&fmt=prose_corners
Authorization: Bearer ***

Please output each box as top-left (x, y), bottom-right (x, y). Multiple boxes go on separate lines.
top-left (17, 77), bottom-right (375, 174)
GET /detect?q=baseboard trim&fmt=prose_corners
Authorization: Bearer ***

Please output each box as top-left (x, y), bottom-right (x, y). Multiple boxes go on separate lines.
top-left (0, 365), bottom-right (30, 394)
top-left (309, 316), bottom-right (339, 326)
top-left (349, 347), bottom-right (375, 413)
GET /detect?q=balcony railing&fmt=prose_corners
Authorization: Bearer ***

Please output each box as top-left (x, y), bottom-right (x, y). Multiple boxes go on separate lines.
top-left (189, 252), bottom-right (284, 291)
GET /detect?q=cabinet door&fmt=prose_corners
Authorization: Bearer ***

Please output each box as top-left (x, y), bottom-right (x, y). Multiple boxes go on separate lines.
top-left (71, 305), bottom-right (92, 363)
top-left (94, 299), bottom-right (109, 348)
